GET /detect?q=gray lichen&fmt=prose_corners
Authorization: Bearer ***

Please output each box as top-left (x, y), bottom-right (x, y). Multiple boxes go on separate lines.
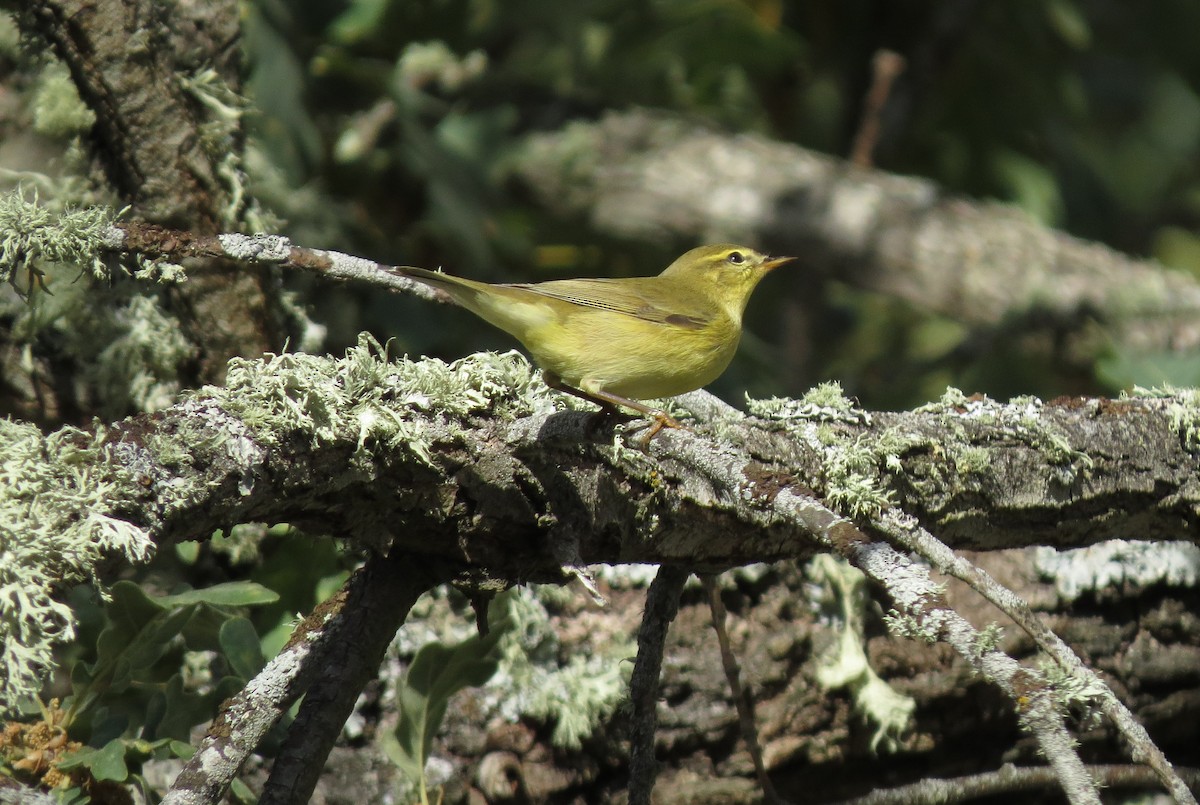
top-left (0, 420), bottom-right (154, 713)
top-left (811, 556), bottom-right (915, 752)
top-left (1035, 539), bottom-right (1200, 601)
top-left (0, 189), bottom-right (117, 285)
top-left (216, 336), bottom-right (553, 467)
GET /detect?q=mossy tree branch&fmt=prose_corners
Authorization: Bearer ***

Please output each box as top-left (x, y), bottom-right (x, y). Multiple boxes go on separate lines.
top-left (26, 342), bottom-right (1181, 803)
top-left (2, 199), bottom-right (1198, 801)
top-left (74, 349), bottom-right (1200, 569)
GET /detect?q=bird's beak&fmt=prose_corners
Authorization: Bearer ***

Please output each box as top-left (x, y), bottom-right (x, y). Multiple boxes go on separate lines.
top-left (763, 255), bottom-right (797, 271)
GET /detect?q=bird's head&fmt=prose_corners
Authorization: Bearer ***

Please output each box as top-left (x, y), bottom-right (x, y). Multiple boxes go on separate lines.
top-left (660, 244), bottom-right (795, 318)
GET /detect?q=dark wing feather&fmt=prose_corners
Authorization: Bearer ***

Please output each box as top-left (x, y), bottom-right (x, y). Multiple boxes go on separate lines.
top-left (506, 278), bottom-right (713, 330)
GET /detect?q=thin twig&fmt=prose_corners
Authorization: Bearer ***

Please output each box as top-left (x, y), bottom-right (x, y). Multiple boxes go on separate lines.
top-left (831, 763), bottom-right (1200, 805)
top-left (735, 483), bottom-right (1102, 805)
top-left (107, 222), bottom-right (445, 303)
top-left (628, 564), bottom-right (691, 805)
top-left (876, 511), bottom-right (1199, 805)
top-left (850, 50), bottom-right (906, 168)
top-left (702, 575), bottom-right (784, 805)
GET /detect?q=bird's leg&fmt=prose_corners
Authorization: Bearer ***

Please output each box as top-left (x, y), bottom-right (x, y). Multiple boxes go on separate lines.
top-left (543, 372), bottom-right (683, 442)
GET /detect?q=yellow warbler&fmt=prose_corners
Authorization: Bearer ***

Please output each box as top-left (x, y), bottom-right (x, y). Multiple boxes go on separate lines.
top-left (397, 244), bottom-right (794, 436)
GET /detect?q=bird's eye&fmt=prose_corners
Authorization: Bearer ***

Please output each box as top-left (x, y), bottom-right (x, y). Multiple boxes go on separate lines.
top-left (726, 251), bottom-right (745, 265)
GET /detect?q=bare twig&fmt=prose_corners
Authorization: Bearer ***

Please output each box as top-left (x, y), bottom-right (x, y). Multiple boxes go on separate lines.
top-left (702, 575), bottom-right (783, 805)
top-left (850, 50), bottom-right (906, 168)
top-left (628, 564), bottom-right (691, 805)
top-left (877, 511), bottom-right (1199, 805)
top-left (831, 763), bottom-right (1200, 805)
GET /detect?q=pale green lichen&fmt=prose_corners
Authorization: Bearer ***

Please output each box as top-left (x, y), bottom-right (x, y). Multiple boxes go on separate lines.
top-left (1125, 385), bottom-right (1200, 452)
top-left (882, 611), bottom-right (939, 644)
top-left (748, 382), bottom-right (897, 517)
top-left (219, 335), bottom-right (551, 467)
top-left (954, 445), bottom-right (992, 476)
top-left (0, 189), bottom-right (118, 285)
top-left (882, 600), bottom-right (951, 646)
top-left (1037, 659), bottom-right (1106, 727)
top-left (1164, 389), bottom-right (1200, 453)
top-left (488, 587), bottom-right (633, 750)
top-left (97, 294), bottom-right (195, 412)
top-left (971, 623), bottom-right (1005, 659)
top-left (395, 584), bottom-right (632, 751)
top-left (918, 387), bottom-right (1092, 482)
top-left (914, 386), bottom-right (972, 413)
top-left (0, 420), bottom-right (154, 714)
top-left (9, 270), bottom-right (194, 416)
top-left (822, 434), bottom-right (897, 519)
top-left (133, 254), bottom-right (188, 284)
top-left (32, 63), bottom-right (96, 137)
top-left (747, 380), bottom-right (871, 425)
top-left (811, 556), bottom-right (914, 753)
top-left (179, 68), bottom-right (253, 228)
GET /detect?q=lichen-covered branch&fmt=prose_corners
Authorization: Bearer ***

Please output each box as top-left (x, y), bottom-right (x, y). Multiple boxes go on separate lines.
top-left (879, 512), bottom-right (1198, 805)
top-left (15, 1), bottom-right (282, 408)
top-left (4, 335), bottom-right (1199, 710)
top-left (257, 550), bottom-right (452, 805)
top-left (510, 109), bottom-right (1200, 360)
top-left (3, 336), bottom-right (1197, 798)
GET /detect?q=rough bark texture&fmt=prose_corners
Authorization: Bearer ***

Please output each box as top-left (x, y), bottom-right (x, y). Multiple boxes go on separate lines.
top-left (102, 383), bottom-right (1200, 564)
top-left (44, 350), bottom-right (1180, 801)
top-left (18, 0), bottom-right (281, 399)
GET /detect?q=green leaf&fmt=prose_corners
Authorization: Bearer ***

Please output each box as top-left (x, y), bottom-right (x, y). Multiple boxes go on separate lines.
top-left (169, 740), bottom-right (195, 759)
top-left (220, 617), bottom-right (266, 679)
top-left (230, 778), bottom-right (257, 804)
top-left (88, 707), bottom-right (128, 747)
top-left (122, 606), bottom-right (197, 672)
top-left (142, 688), bottom-right (167, 738)
top-left (384, 604), bottom-right (511, 783)
top-left (58, 787), bottom-right (88, 805)
top-left (152, 674), bottom-right (214, 743)
top-left (154, 581), bottom-right (279, 608)
top-left (58, 738), bottom-right (129, 782)
top-left (84, 583), bottom-right (195, 699)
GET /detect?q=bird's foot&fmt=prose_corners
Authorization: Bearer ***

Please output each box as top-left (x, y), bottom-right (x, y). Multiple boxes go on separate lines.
top-left (627, 411), bottom-right (685, 449)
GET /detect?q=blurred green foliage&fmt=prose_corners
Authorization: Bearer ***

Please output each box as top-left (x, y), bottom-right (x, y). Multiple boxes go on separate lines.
top-left (19, 580), bottom-right (278, 803)
top-left (243, 0), bottom-right (1200, 408)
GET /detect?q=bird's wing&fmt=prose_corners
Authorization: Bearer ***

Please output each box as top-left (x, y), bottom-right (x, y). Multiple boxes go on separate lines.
top-left (505, 278), bottom-right (712, 330)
